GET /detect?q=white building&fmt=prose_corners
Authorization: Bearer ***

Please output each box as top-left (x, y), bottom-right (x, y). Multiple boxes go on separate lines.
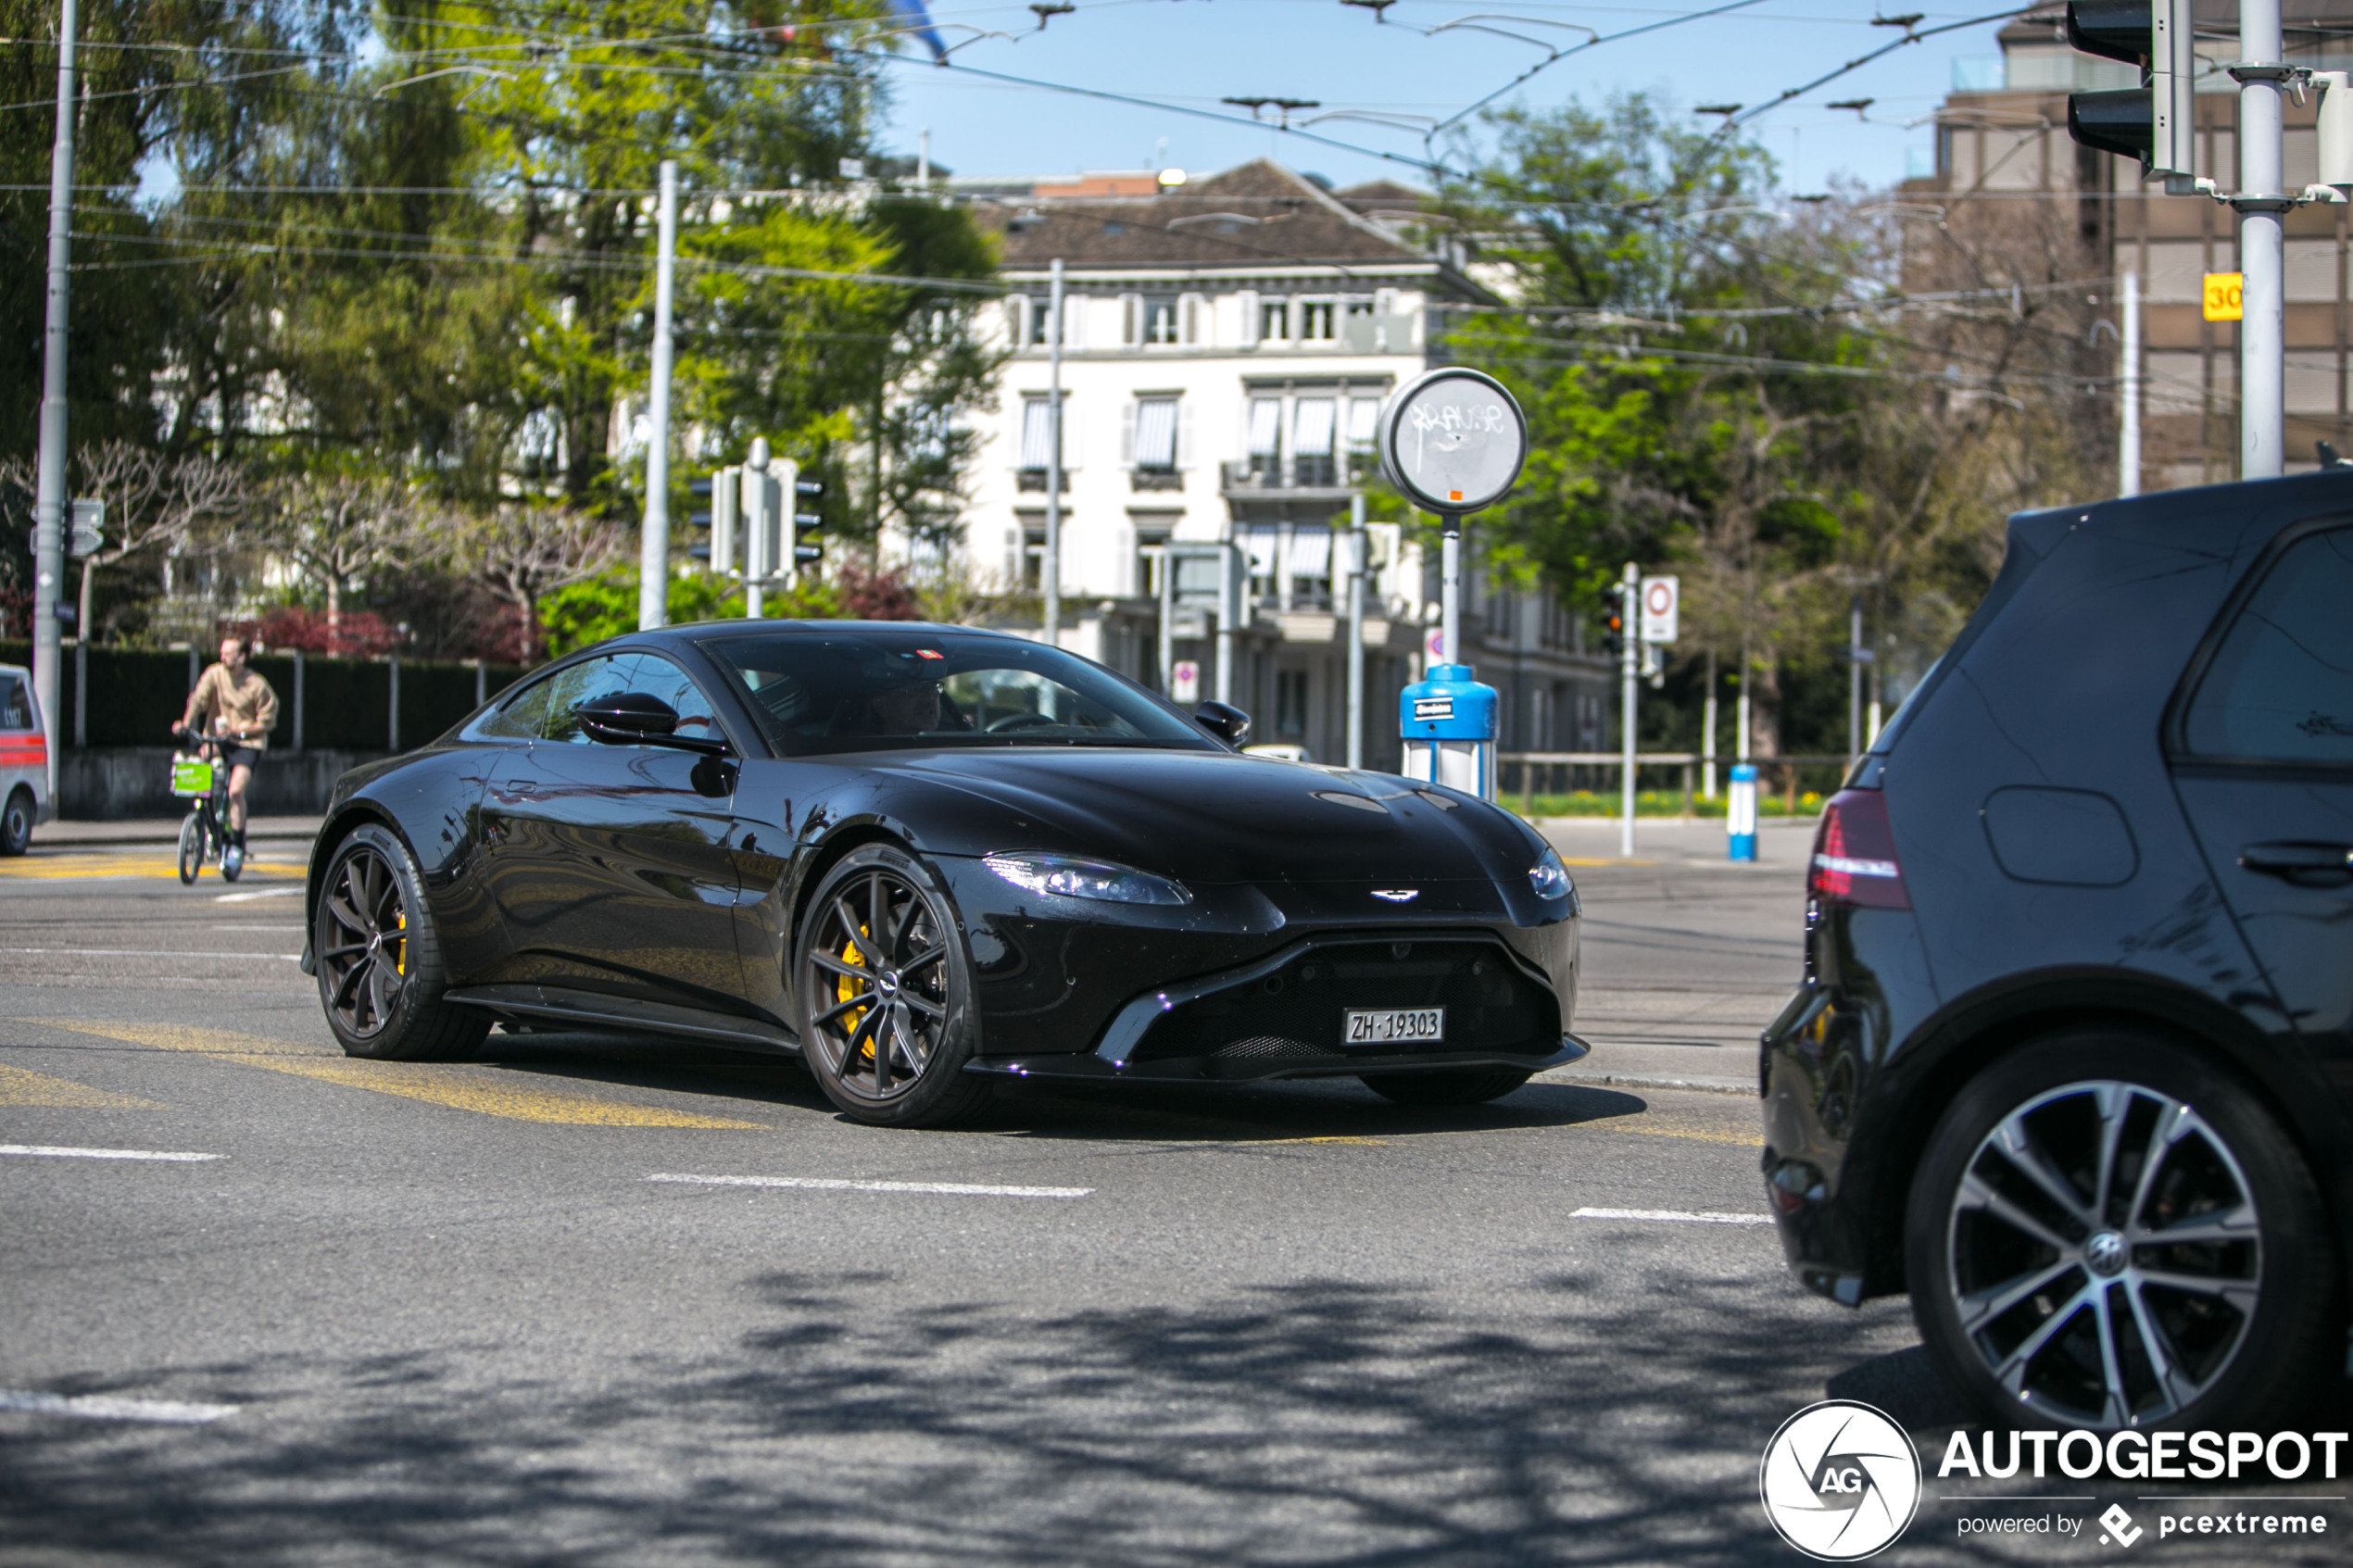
top-left (939, 160), bottom-right (1608, 771)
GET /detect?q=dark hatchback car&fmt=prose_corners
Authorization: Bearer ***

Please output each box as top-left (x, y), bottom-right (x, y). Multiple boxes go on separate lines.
top-left (1765, 471), bottom-right (2353, 1432)
top-left (302, 622), bottom-right (1582, 1127)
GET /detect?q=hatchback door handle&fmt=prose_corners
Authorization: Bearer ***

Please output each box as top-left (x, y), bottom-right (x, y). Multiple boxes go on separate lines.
top-left (2240, 842), bottom-right (2353, 884)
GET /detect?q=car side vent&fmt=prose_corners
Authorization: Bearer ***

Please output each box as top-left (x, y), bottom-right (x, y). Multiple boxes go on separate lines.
top-left (1810, 789), bottom-right (1912, 910)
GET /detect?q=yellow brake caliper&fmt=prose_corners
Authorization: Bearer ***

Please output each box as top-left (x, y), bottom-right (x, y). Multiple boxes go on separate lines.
top-left (838, 931), bottom-right (873, 1060)
top-left (392, 908), bottom-right (407, 977)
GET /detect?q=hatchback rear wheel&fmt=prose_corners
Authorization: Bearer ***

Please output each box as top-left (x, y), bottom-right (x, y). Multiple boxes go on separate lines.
top-left (1906, 1028), bottom-right (2334, 1430)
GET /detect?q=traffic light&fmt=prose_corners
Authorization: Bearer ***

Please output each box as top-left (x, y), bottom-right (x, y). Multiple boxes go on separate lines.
top-left (782, 461), bottom-right (824, 577)
top-left (693, 468), bottom-right (741, 574)
top-left (1600, 583), bottom-right (1627, 661)
top-left (2063, 0), bottom-right (2195, 180)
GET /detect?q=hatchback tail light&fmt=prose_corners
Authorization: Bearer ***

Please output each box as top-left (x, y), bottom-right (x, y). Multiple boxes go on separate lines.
top-left (1809, 788), bottom-right (1911, 910)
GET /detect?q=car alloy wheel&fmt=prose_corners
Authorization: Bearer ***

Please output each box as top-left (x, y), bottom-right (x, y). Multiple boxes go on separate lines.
top-left (311, 823), bottom-right (487, 1062)
top-left (318, 842), bottom-right (410, 1040)
top-left (796, 845), bottom-right (989, 1128)
top-left (1944, 1079), bottom-right (2260, 1426)
top-left (1906, 1029), bottom-right (2334, 1432)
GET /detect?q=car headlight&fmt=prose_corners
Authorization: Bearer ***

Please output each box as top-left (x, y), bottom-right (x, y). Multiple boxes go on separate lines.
top-left (1528, 846), bottom-right (1576, 906)
top-left (983, 852), bottom-right (1191, 907)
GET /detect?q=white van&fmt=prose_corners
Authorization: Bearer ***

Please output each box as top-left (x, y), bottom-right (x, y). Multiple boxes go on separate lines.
top-left (0, 663), bottom-right (52, 855)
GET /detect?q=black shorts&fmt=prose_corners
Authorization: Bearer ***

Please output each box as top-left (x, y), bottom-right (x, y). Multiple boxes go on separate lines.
top-left (218, 745), bottom-right (259, 771)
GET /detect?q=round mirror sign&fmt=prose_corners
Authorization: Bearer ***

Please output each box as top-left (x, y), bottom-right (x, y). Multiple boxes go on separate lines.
top-left (1376, 367), bottom-right (1528, 516)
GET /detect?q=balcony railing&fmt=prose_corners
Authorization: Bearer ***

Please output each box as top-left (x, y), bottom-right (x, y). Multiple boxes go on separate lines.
top-left (1220, 454), bottom-right (1375, 493)
top-left (1129, 468), bottom-right (1183, 492)
top-left (1015, 469), bottom-right (1071, 492)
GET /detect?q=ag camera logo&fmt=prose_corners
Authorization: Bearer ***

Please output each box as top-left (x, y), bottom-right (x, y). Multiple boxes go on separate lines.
top-left (1760, 1400), bottom-right (1922, 1561)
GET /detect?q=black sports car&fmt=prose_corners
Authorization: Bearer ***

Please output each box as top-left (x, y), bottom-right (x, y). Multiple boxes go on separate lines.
top-left (301, 621), bottom-right (1586, 1126)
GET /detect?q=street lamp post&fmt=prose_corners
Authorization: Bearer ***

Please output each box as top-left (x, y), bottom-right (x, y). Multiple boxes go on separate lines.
top-left (32, 0), bottom-right (81, 802)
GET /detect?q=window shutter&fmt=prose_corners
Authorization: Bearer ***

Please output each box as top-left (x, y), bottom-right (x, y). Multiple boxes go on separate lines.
top-left (1178, 401), bottom-right (1195, 468)
top-left (1056, 294), bottom-right (1084, 349)
top-left (1120, 401), bottom-right (1136, 466)
top-left (1238, 289), bottom-right (1259, 346)
top-left (1007, 295), bottom-right (1030, 347)
top-left (1120, 293), bottom-right (1141, 346)
top-left (1180, 293), bottom-right (1204, 345)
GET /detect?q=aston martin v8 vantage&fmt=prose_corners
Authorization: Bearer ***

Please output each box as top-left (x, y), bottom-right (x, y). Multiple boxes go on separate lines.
top-left (302, 621), bottom-right (1586, 1126)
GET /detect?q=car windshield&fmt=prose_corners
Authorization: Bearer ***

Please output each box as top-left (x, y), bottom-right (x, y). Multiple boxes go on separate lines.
top-left (697, 629), bottom-right (1215, 758)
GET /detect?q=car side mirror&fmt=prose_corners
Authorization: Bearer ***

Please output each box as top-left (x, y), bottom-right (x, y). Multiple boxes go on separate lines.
top-left (1193, 700), bottom-right (1251, 746)
top-left (575, 692), bottom-right (729, 756)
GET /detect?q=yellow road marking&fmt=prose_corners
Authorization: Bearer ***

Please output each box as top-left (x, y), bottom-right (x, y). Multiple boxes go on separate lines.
top-left (1618, 1122), bottom-right (1766, 1148)
top-left (24, 1020), bottom-right (763, 1128)
top-left (1253, 1135), bottom-right (1390, 1147)
top-left (0, 1062), bottom-right (170, 1110)
top-left (0, 855), bottom-right (299, 883)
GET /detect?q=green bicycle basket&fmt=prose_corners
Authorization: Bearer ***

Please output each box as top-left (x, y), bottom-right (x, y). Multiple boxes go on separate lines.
top-left (170, 756), bottom-right (215, 797)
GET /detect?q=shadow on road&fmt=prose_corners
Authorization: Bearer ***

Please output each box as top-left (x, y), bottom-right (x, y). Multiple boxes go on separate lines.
top-left (0, 1273), bottom-right (1995, 1567)
top-left (470, 1028), bottom-right (1663, 1143)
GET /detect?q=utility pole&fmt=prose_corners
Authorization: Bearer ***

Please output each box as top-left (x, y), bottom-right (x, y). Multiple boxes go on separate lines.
top-left (1043, 257), bottom-right (1064, 647)
top-left (1846, 596), bottom-right (1865, 766)
top-left (1701, 646), bottom-right (1718, 800)
top-left (2236, 0), bottom-right (2285, 480)
top-left (1345, 493), bottom-right (1365, 770)
top-left (32, 0), bottom-right (81, 801)
top-left (1618, 560), bottom-right (1639, 859)
top-left (637, 159), bottom-right (678, 630)
top-left (2119, 270), bottom-right (2142, 495)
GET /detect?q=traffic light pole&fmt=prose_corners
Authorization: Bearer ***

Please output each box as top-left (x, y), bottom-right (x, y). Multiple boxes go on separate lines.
top-left (1043, 257), bottom-right (1064, 647)
top-left (2234, 0), bottom-right (2287, 479)
top-left (32, 0), bottom-right (79, 801)
top-left (1618, 560), bottom-right (1639, 859)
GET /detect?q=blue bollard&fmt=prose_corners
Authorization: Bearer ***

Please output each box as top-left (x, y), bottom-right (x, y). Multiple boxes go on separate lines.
top-left (1728, 761), bottom-right (1758, 862)
top-left (1398, 663), bottom-right (1499, 800)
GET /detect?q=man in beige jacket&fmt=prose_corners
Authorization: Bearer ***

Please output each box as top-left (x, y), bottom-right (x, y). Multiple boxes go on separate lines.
top-left (174, 635), bottom-right (278, 864)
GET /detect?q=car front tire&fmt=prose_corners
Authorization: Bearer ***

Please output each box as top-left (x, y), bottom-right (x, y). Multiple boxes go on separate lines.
top-left (1905, 1026), bottom-right (2335, 1431)
top-left (794, 844), bottom-right (990, 1129)
top-left (314, 822), bottom-right (487, 1062)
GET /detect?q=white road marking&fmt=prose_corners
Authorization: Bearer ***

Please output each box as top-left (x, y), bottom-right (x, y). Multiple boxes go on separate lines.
top-left (215, 887), bottom-right (302, 903)
top-left (0, 1144), bottom-right (223, 1163)
top-left (649, 1173), bottom-right (1091, 1200)
top-left (0, 1389), bottom-right (239, 1424)
top-left (1570, 1205), bottom-right (1771, 1226)
top-left (0, 947), bottom-right (301, 960)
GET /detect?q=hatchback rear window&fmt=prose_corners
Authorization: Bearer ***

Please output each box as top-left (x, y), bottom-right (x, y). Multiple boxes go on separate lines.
top-left (2183, 525), bottom-right (2353, 763)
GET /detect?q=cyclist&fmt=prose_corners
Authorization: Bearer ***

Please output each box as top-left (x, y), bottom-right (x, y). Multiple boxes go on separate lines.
top-left (173, 635), bottom-right (278, 874)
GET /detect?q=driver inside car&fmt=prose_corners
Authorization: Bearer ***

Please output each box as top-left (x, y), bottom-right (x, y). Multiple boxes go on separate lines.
top-left (865, 676), bottom-right (946, 735)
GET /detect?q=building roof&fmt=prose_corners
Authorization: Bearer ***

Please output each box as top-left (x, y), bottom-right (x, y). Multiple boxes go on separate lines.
top-left (980, 159), bottom-right (1444, 275)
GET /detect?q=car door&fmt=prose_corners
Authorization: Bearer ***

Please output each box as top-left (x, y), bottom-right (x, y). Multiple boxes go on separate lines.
top-left (481, 652), bottom-right (749, 1014)
top-left (2170, 521), bottom-right (2353, 1112)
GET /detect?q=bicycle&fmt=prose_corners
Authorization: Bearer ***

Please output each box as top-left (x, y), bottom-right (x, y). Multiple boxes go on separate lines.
top-left (170, 727), bottom-right (244, 884)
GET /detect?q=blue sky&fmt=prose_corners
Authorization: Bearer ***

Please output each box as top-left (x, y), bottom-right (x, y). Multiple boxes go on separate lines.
top-left (874, 0), bottom-right (2021, 194)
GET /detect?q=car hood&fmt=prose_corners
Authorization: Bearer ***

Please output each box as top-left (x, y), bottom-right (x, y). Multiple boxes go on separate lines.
top-left (875, 746), bottom-right (1537, 886)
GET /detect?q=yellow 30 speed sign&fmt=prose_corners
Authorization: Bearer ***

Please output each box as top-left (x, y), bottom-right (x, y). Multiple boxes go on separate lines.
top-left (2204, 272), bottom-right (2245, 322)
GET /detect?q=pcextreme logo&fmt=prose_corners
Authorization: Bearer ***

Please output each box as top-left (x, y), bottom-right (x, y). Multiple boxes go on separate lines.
top-left (1760, 1400), bottom-right (1923, 1561)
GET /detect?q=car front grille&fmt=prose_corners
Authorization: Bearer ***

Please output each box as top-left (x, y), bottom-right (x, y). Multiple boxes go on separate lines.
top-left (1127, 937), bottom-right (1559, 1073)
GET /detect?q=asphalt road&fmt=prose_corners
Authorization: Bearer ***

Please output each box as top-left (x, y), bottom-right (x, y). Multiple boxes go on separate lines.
top-left (0, 819), bottom-right (2338, 1566)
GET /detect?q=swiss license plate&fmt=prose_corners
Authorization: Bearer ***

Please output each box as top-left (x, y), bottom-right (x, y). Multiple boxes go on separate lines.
top-left (1344, 1007), bottom-right (1444, 1047)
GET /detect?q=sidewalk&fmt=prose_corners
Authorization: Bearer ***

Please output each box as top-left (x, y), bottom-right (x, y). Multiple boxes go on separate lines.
top-left (37, 815), bottom-right (324, 847)
top-left (1533, 813), bottom-right (1818, 865)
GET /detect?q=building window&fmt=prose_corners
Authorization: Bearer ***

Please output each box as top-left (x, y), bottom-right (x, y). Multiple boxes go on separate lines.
top-left (1290, 527), bottom-right (1332, 608)
top-left (1134, 526), bottom-right (1172, 598)
top-left (1023, 528), bottom-right (1046, 590)
top-left (1245, 527), bottom-right (1280, 597)
top-left (1292, 398), bottom-right (1336, 486)
top-left (1245, 397), bottom-right (1281, 481)
top-left (1143, 298), bottom-right (1180, 345)
top-left (1260, 298), bottom-right (1290, 343)
top-left (1300, 301), bottom-right (1336, 342)
top-left (1018, 395), bottom-right (1068, 489)
top-left (1134, 397), bottom-right (1178, 470)
top-left (1276, 670), bottom-right (1310, 736)
top-left (1345, 396), bottom-right (1380, 483)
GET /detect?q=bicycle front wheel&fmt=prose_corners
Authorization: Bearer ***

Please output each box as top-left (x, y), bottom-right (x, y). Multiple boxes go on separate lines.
top-left (177, 812), bottom-right (206, 884)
